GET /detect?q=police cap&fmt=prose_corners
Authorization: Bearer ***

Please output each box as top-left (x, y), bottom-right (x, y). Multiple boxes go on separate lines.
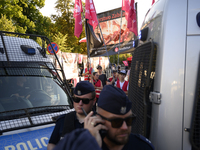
top-left (98, 85), bottom-right (132, 115)
top-left (74, 81), bottom-right (95, 96)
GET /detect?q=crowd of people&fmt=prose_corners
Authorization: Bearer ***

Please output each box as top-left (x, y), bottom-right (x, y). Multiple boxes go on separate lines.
top-left (79, 62), bottom-right (130, 96)
top-left (47, 62), bottom-right (154, 150)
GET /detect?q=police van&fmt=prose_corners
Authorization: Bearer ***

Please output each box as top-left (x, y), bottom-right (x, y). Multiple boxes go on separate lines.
top-left (0, 31), bottom-right (73, 150)
top-left (128, 0), bottom-right (200, 150)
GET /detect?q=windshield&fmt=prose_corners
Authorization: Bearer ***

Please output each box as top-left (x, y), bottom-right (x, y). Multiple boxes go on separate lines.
top-left (0, 75), bottom-right (70, 112)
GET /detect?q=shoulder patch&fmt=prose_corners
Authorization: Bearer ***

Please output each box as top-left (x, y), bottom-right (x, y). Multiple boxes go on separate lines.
top-left (135, 134), bottom-right (155, 150)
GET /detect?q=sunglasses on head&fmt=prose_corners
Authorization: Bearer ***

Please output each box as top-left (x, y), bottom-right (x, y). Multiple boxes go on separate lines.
top-left (97, 113), bottom-right (136, 128)
top-left (73, 96), bottom-right (94, 104)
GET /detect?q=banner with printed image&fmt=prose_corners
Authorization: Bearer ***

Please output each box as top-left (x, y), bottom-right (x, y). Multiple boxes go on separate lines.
top-left (88, 7), bottom-right (136, 57)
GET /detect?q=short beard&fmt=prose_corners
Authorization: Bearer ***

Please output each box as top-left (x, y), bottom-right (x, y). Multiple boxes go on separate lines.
top-left (106, 132), bottom-right (129, 145)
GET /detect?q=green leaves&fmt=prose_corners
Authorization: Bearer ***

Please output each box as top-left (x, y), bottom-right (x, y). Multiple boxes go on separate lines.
top-left (0, 15), bottom-right (16, 32)
top-left (0, 0), bottom-right (87, 54)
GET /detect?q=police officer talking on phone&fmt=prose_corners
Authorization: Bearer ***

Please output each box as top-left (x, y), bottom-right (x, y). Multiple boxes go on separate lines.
top-left (84, 85), bottom-right (154, 150)
top-left (47, 81), bottom-right (96, 150)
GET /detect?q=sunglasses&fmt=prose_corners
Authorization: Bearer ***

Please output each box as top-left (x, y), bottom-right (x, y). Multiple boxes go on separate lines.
top-left (73, 96), bottom-right (94, 104)
top-left (97, 113), bottom-right (136, 128)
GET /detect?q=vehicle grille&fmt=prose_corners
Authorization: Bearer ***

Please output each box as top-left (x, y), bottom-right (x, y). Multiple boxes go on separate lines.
top-left (0, 105), bottom-right (73, 135)
top-left (190, 56), bottom-right (200, 150)
top-left (129, 41), bottom-right (156, 138)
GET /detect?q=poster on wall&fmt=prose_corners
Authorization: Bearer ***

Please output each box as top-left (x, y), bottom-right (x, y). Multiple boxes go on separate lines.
top-left (62, 53), bottom-right (78, 79)
top-left (78, 54), bottom-right (83, 64)
top-left (49, 53), bottom-right (110, 80)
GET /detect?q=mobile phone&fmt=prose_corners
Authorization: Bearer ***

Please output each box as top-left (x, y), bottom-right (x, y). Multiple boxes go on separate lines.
top-left (81, 107), bottom-right (107, 139)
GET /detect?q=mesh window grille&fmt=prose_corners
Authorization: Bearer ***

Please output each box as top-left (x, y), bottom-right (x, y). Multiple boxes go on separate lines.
top-left (190, 56), bottom-right (200, 150)
top-left (0, 106), bottom-right (73, 134)
top-left (129, 41), bottom-right (156, 138)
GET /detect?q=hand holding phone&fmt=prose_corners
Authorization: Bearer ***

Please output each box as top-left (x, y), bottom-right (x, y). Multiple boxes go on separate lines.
top-left (83, 109), bottom-right (108, 147)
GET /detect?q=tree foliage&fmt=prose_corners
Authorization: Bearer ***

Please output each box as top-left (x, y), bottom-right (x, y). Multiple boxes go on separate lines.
top-left (109, 53), bottom-right (132, 65)
top-left (51, 0), bottom-right (87, 54)
top-left (0, 15), bottom-right (16, 32)
top-left (0, 0), bottom-right (53, 38)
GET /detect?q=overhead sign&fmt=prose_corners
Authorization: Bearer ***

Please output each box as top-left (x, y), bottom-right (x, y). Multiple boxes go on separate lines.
top-left (47, 42), bottom-right (59, 55)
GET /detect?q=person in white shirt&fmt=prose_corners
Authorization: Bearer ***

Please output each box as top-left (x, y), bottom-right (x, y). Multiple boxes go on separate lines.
top-left (116, 70), bottom-right (129, 95)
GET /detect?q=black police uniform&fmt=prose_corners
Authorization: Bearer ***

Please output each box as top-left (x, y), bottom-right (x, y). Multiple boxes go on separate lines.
top-left (48, 111), bottom-right (84, 145)
top-left (102, 133), bottom-right (154, 150)
top-left (98, 85), bottom-right (155, 150)
top-left (53, 128), bottom-right (101, 150)
top-left (49, 81), bottom-right (95, 145)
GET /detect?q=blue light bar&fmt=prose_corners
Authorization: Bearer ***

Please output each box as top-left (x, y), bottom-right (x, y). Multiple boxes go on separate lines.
top-left (21, 45), bottom-right (36, 55)
top-left (139, 27), bottom-right (149, 41)
top-left (133, 39), bottom-right (139, 48)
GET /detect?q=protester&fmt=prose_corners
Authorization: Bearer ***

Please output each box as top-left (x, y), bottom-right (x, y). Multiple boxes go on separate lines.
top-left (82, 62), bottom-right (95, 81)
top-left (91, 72), bottom-right (103, 102)
top-left (97, 65), bottom-right (107, 86)
top-left (107, 70), bottom-right (118, 86)
top-left (47, 81), bottom-right (96, 150)
top-left (116, 70), bottom-right (129, 95)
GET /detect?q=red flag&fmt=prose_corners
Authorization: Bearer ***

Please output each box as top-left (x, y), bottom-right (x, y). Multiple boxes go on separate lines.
top-left (127, 0), bottom-right (138, 36)
top-left (123, 61), bottom-right (128, 66)
top-left (122, 0), bottom-right (130, 20)
top-left (85, 0), bottom-right (98, 30)
top-left (152, 0), bottom-right (155, 5)
top-left (79, 0), bottom-right (83, 12)
top-left (74, 0), bottom-right (83, 38)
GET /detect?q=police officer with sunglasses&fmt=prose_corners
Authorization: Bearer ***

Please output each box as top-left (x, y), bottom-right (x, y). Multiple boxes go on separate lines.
top-left (84, 85), bottom-right (154, 150)
top-left (47, 81), bottom-right (96, 150)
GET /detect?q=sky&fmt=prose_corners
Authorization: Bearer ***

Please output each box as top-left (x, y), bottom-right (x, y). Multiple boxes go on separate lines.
top-left (40, 0), bottom-right (153, 31)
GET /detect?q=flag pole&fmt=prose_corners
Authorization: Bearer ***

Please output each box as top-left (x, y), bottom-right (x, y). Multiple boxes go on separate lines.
top-left (118, 9), bottom-right (123, 67)
top-left (80, 5), bottom-right (91, 81)
top-left (97, 20), bottom-right (114, 74)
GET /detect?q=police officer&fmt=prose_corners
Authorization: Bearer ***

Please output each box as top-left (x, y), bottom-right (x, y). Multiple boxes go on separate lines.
top-left (53, 85), bottom-right (154, 150)
top-left (84, 85), bottom-right (154, 150)
top-left (47, 81), bottom-right (96, 150)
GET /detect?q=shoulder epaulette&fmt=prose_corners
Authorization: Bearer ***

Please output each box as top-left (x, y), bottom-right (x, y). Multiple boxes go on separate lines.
top-left (135, 134), bottom-right (155, 150)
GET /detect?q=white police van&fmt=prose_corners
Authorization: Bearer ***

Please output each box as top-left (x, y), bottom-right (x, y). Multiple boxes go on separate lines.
top-left (128, 0), bottom-right (200, 150)
top-left (0, 31), bottom-right (73, 150)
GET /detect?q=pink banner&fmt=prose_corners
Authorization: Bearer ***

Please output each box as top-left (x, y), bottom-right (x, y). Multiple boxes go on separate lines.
top-left (127, 0), bottom-right (138, 36)
top-left (74, 0), bottom-right (83, 37)
top-left (85, 0), bottom-right (98, 30)
top-left (122, 0), bottom-right (130, 20)
top-left (123, 61), bottom-right (128, 66)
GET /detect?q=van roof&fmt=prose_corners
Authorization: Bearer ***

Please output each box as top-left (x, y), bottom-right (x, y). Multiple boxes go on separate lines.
top-left (0, 35), bottom-right (51, 62)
